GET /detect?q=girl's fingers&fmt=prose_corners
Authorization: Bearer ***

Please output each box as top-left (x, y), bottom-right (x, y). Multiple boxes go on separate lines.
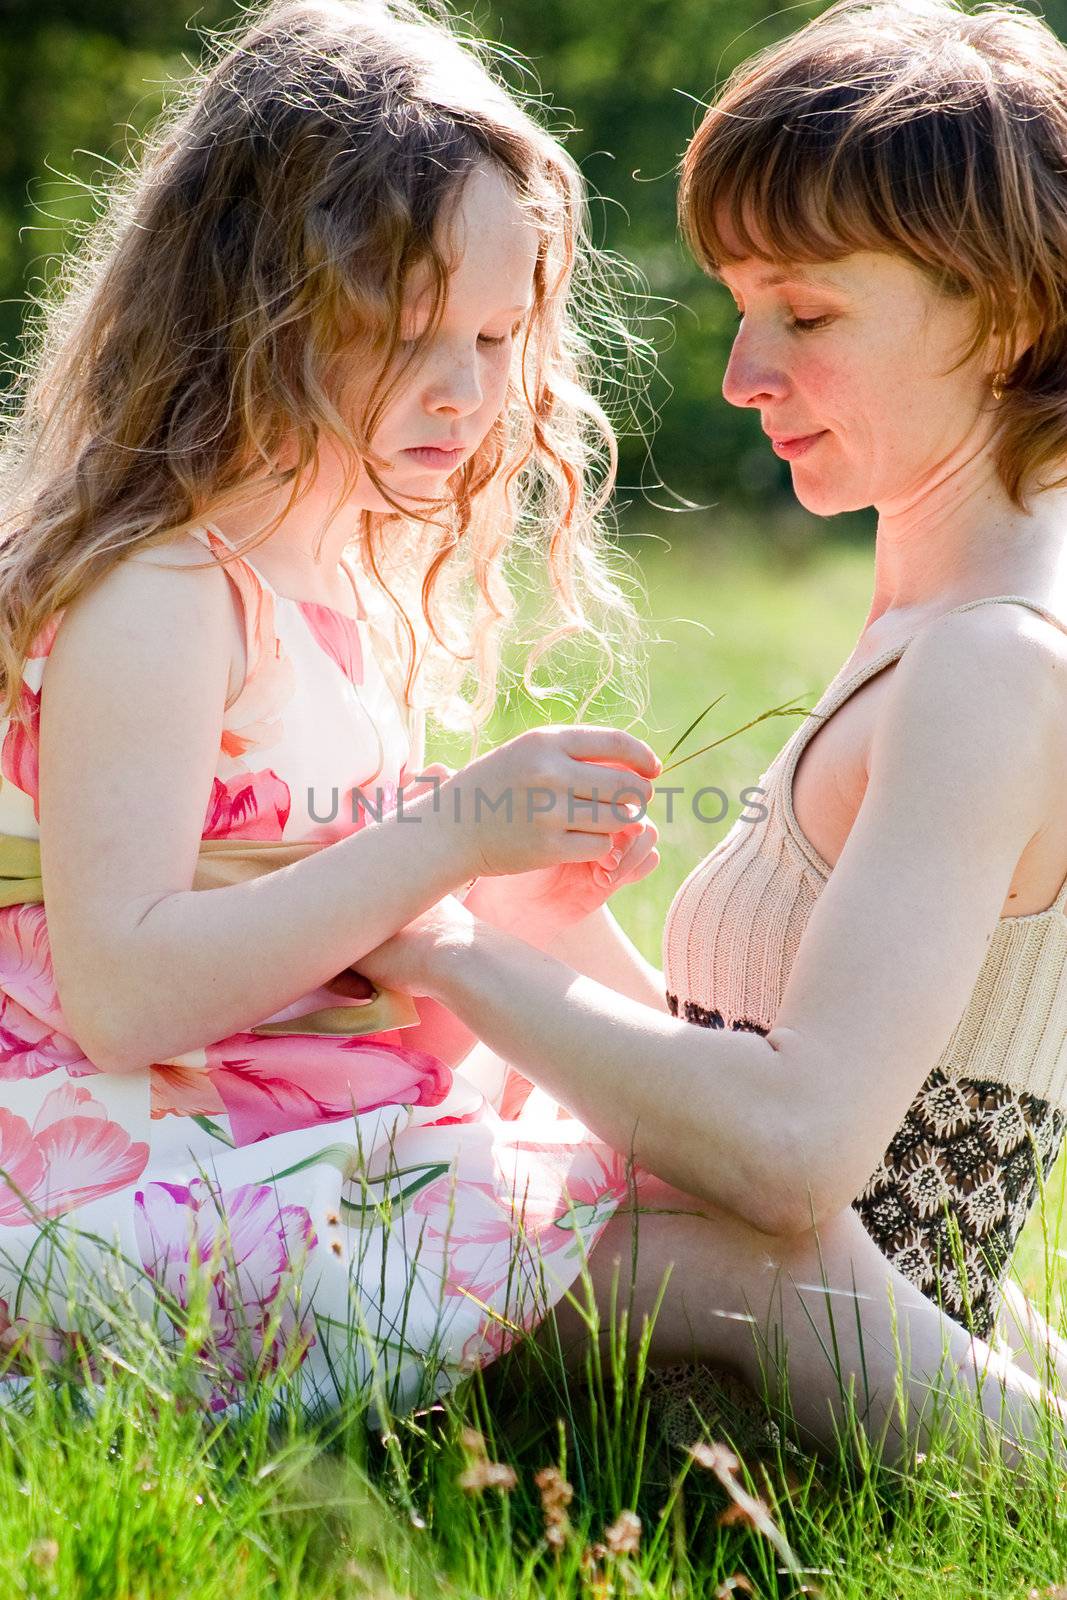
top-left (560, 727), bottom-right (660, 777)
top-left (610, 819), bottom-right (658, 867)
top-left (565, 760), bottom-right (655, 807)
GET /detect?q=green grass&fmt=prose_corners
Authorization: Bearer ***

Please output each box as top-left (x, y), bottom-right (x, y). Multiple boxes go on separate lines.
top-left (4, 527), bottom-right (1066, 1599)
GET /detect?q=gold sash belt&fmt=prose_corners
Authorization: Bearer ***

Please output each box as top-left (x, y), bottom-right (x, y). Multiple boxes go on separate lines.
top-left (0, 832), bottom-right (418, 1038)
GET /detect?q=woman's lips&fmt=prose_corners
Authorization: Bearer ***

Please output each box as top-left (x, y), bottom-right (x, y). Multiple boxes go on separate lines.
top-left (769, 431), bottom-right (827, 461)
top-left (401, 445), bottom-right (466, 469)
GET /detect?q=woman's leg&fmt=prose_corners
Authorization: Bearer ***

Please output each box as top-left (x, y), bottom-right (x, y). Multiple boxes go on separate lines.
top-left (994, 1279), bottom-right (1067, 1391)
top-left (547, 1176), bottom-right (1067, 1471)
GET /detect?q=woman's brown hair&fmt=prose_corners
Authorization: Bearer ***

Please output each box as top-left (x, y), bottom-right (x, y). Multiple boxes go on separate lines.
top-left (679, 0), bottom-right (1067, 507)
top-left (0, 0), bottom-right (648, 738)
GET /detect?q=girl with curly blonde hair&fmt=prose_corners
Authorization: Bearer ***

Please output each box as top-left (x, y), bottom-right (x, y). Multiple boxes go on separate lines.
top-left (0, 0), bottom-right (662, 1414)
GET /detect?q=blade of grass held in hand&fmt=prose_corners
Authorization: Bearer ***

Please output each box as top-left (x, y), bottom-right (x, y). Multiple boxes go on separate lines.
top-left (658, 697), bottom-right (817, 775)
top-left (661, 693), bottom-right (727, 765)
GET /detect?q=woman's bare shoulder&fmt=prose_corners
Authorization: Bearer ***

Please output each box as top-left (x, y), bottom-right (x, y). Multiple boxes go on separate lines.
top-left (875, 596), bottom-right (1067, 812)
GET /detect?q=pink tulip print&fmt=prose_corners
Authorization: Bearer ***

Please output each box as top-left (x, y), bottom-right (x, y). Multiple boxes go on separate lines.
top-left (0, 1295), bottom-right (92, 1375)
top-left (134, 1178), bottom-right (317, 1405)
top-left (0, 905), bottom-right (91, 1080)
top-left (408, 1144), bottom-right (631, 1305)
top-left (298, 603), bottom-right (363, 685)
top-left (202, 770), bottom-right (292, 839)
top-left (0, 1085), bottom-right (149, 1226)
top-left (0, 682), bottom-right (42, 820)
top-left (200, 1034), bottom-right (452, 1145)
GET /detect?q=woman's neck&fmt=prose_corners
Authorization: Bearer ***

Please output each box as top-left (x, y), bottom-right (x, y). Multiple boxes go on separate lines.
top-left (865, 453), bottom-right (1067, 628)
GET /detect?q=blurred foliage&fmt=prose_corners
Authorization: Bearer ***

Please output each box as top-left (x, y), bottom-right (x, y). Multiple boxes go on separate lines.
top-left (3, 0), bottom-right (1066, 529)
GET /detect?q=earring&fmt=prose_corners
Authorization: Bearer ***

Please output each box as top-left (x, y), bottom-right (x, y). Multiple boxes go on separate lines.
top-left (992, 371), bottom-right (1007, 400)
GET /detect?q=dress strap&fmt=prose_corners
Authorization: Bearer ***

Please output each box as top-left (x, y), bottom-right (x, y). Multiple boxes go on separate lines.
top-left (195, 521), bottom-right (368, 620)
top-left (190, 524), bottom-right (279, 712)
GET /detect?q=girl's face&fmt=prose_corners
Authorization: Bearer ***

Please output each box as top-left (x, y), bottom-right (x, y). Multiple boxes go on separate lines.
top-left (327, 161), bottom-right (539, 515)
top-left (715, 246), bottom-right (998, 516)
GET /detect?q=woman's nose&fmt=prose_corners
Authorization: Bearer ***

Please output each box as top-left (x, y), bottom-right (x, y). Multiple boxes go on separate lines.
top-left (721, 324), bottom-right (789, 410)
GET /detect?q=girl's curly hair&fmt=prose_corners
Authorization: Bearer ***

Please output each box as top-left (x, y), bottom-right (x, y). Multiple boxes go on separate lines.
top-left (0, 0), bottom-right (650, 741)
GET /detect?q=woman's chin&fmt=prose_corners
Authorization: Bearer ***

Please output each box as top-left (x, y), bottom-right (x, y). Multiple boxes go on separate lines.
top-left (790, 474), bottom-right (867, 518)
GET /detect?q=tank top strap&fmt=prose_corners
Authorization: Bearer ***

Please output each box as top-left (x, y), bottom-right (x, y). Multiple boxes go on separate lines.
top-left (811, 592), bottom-right (1067, 725)
top-left (776, 592), bottom-right (1067, 910)
top-left (938, 592), bottom-right (1067, 639)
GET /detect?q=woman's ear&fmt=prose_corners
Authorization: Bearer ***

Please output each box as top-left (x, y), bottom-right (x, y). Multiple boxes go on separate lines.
top-left (995, 312), bottom-right (1040, 374)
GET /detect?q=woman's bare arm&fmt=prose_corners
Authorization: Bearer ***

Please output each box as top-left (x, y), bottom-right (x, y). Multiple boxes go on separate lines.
top-left (546, 904), bottom-right (669, 1009)
top-left (362, 605), bottom-right (1067, 1234)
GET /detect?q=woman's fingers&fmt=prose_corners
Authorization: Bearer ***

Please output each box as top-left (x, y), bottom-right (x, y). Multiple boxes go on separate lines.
top-left (600, 821), bottom-right (660, 886)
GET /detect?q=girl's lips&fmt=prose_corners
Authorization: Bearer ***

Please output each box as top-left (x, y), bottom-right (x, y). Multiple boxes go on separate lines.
top-left (769, 431), bottom-right (827, 461)
top-left (402, 445), bottom-right (466, 469)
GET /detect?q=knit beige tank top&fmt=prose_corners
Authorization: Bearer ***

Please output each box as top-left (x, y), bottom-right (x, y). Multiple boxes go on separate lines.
top-left (661, 595), bottom-right (1067, 1334)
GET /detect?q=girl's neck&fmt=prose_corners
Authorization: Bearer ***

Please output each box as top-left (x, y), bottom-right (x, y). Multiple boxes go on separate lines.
top-left (206, 487), bottom-right (363, 609)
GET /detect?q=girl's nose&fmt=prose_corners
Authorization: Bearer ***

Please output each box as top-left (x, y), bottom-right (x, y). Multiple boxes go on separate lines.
top-left (721, 323), bottom-right (789, 410)
top-left (425, 348), bottom-right (484, 417)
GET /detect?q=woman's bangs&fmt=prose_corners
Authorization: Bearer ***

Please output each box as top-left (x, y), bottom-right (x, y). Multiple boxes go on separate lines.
top-left (690, 124), bottom-right (940, 275)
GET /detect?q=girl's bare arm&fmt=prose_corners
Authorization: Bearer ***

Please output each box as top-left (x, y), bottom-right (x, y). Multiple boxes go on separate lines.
top-left (39, 543), bottom-right (657, 1076)
top-left (547, 904), bottom-right (669, 1010)
top-left (38, 546), bottom-right (474, 1075)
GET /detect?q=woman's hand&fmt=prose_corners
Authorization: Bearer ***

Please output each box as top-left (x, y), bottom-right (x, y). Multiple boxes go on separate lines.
top-left (437, 726), bottom-right (660, 879)
top-left (465, 815), bottom-right (660, 945)
top-left (355, 894), bottom-right (480, 999)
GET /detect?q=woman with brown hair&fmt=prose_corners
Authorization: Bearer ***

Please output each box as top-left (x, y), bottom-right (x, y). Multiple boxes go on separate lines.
top-left (358, 0), bottom-right (1067, 1469)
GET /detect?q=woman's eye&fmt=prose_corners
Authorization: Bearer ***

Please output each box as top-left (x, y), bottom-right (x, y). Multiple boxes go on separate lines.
top-left (790, 315), bottom-right (832, 332)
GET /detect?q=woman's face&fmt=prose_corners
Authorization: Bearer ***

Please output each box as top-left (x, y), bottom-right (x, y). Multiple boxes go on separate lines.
top-left (715, 247), bottom-right (998, 516)
top-left (321, 161), bottom-right (539, 516)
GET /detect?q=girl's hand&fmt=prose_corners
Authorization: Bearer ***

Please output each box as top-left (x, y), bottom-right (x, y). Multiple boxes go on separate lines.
top-left (356, 895), bottom-right (478, 998)
top-left (466, 816), bottom-right (660, 945)
top-left (440, 725), bottom-right (660, 879)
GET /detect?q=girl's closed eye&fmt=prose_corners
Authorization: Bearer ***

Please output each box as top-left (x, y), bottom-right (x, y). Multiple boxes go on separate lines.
top-left (478, 318), bottom-right (525, 348)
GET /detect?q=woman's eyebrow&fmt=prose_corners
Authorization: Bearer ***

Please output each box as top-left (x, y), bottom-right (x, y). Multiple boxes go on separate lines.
top-left (716, 265), bottom-right (843, 291)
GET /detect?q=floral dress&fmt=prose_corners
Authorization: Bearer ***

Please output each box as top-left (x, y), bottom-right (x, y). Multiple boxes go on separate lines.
top-left (0, 524), bottom-right (630, 1416)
